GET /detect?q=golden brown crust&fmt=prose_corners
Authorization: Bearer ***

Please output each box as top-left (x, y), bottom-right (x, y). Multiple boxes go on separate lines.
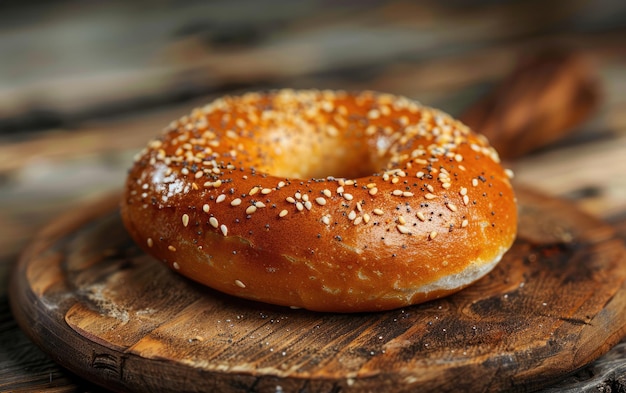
top-left (121, 90), bottom-right (517, 312)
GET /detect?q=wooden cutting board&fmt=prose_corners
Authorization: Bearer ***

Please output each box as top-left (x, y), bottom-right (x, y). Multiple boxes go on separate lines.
top-left (9, 186), bottom-right (626, 393)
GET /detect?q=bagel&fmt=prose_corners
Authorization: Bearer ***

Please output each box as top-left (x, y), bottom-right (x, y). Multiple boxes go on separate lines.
top-left (121, 90), bottom-right (517, 312)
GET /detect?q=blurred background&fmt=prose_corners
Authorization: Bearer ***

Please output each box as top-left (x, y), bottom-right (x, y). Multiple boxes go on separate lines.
top-left (2, 0), bottom-right (625, 126)
top-left (1, 0), bottom-right (625, 391)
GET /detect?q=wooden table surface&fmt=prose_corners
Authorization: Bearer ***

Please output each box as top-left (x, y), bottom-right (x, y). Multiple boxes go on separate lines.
top-left (1, 1), bottom-right (625, 391)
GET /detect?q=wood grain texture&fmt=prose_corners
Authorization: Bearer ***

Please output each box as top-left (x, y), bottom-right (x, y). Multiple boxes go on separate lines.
top-left (9, 187), bottom-right (626, 393)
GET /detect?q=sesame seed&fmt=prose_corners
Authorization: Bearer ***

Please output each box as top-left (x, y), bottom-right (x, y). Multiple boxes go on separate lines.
top-left (249, 186), bottom-right (260, 195)
top-left (182, 214), bottom-right (190, 227)
top-left (442, 182), bottom-right (451, 189)
top-left (231, 198), bottom-right (242, 206)
top-left (403, 191), bottom-right (414, 197)
top-left (322, 215), bottom-right (331, 225)
top-left (203, 204), bottom-right (210, 213)
top-left (398, 216), bottom-right (406, 225)
top-left (216, 194), bottom-right (226, 203)
top-left (261, 188), bottom-right (272, 195)
top-left (195, 171), bottom-right (203, 179)
top-left (295, 192), bottom-right (302, 200)
top-left (426, 184), bottom-right (434, 193)
top-left (368, 109), bottom-right (380, 119)
top-left (460, 187), bottom-right (468, 196)
top-left (354, 216), bottom-right (363, 225)
top-left (212, 180), bottom-right (222, 188)
top-left (279, 209), bottom-right (288, 218)
top-left (348, 211), bottom-right (357, 221)
top-left (246, 205), bottom-right (257, 214)
top-left (226, 130), bottom-right (238, 139)
top-left (463, 195), bottom-right (469, 206)
top-left (447, 203), bottom-right (458, 212)
top-left (369, 187), bottom-right (378, 196)
top-left (416, 212), bottom-right (426, 221)
top-left (505, 168), bottom-right (515, 178)
top-left (147, 238), bottom-right (154, 247)
top-left (286, 196), bottom-right (296, 204)
top-left (416, 171), bottom-right (425, 178)
top-left (181, 167), bottom-right (189, 175)
top-left (356, 202), bottom-right (363, 212)
top-left (255, 202), bottom-right (266, 208)
top-left (304, 201), bottom-right (313, 210)
top-left (397, 225), bottom-right (410, 234)
top-left (278, 181), bottom-right (286, 188)
top-left (168, 245), bottom-right (177, 252)
top-left (373, 208), bottom-right (384, 216)
top-left (315, 197), bottom-right (327, 206)
top-left (429, 231), bottom-right (438, 240)
top-left (173, 262), bottom-right (180, 270)
top-left (296, 202), bottom-right (304, 211)
top-left (472, 179), bottom-right (479, 187)
top-left (323, 189), bottom-right (332, 198)
top-left (363, 213), bottom-right (371, 223)
top-left (344, 193), bottom-right (354, 201)
top-left (461, 219), bottom-right (469, 228)
top-left (236, 117), bottom-right (247, 128)
top-left (220, 224), bottom-right (228, 236)
top-left (424, 193), bottom-right (436, 200)
top-left (366, 183), bottom-right (376, 189)
top-left (337, 186), bottom-right (345, 194)
top-left (235, 279), bottom-right (246, 288)
top-left (455, 154), bottom-right (463, 162)
top-left (209, 217), bottom-right (219, 228)
top-left (326, 125), bottom-right (339, 137)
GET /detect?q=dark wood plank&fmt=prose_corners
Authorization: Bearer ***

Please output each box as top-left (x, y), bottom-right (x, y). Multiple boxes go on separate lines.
top-left (2, 0), bottom-right (625, 134)
top-left (0, 294), bottom-right (107, 393)
top-left (513, 134), bottom-right (626, 220)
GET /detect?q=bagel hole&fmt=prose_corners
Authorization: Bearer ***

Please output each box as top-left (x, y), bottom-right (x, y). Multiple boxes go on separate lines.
top-left (267, 136), bottom-right (390, 180)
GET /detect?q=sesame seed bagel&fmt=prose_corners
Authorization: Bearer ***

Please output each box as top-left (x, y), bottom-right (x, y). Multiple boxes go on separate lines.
top-left (122, 89), bottom-right (517, 313)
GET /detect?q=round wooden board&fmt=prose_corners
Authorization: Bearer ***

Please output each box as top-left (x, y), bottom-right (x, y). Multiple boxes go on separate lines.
top-left (9, 186), bottom-right (626, 393)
